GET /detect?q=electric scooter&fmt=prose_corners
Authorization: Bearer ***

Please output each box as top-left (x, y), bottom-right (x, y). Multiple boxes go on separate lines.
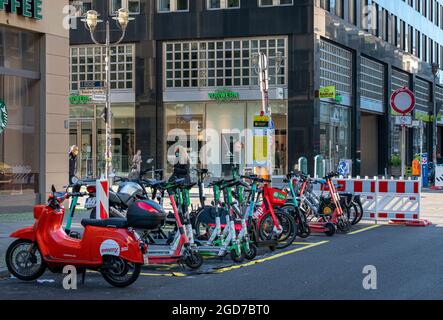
top-left (6, 186), bottom-right (147, 288)
top-left (187, 178), bottom-right (257, 262)
top-left (140, 178), bottom-right (203, 269)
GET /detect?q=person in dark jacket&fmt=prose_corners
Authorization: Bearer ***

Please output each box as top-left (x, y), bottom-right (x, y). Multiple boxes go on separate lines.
top-left (69, 145), bottom-right (79, 184)
top-left (169, 146), bottom-right (191, 185)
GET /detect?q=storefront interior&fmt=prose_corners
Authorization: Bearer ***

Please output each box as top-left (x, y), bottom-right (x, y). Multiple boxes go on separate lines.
top-left (69, 104), bottom-right (135, 178)
top-left (164, 101), bottom-right (288, 177)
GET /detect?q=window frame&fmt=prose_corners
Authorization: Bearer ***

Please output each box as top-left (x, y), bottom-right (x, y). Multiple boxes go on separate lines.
top-left (157, 0), bottom-right (190, 13)
top-left (109, 0), bottom-right (141, 15)
top-left (207, 0), bottom-right (241, 10)
top-left (258, 0), bottom-right (294, 8)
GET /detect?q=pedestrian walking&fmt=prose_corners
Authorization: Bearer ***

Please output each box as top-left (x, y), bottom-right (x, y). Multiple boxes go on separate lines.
top-left (69, 145), bottom-right (79, 185)
top-left (129, 149), bottom-right (142, 180)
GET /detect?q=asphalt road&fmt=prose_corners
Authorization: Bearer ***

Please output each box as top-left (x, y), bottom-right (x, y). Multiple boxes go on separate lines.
top-left (1, 224), bottom-right (442, 300)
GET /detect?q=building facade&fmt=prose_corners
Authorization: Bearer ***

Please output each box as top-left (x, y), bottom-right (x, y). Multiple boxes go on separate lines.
top-left (70, 0), bottom-right (443, 178)
top-left (0, 0), bottom-right (70, 212)
top-left (69, 0), bottom-right (156, 178)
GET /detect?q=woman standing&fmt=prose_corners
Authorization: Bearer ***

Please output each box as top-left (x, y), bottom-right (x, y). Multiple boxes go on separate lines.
top-left (69, 145), bottom-right (79, 184)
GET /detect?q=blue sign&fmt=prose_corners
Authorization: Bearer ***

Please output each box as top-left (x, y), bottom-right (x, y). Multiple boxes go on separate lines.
top-left (338, 160), bottom-right (348, 176)
top-left (421, 153), bottom-right (428, 188)
top-left (80, 81), bottom-right (104, 89)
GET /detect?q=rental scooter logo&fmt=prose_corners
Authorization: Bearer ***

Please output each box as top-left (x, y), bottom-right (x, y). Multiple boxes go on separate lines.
top-left (100, 239), bottom-right (121, 257)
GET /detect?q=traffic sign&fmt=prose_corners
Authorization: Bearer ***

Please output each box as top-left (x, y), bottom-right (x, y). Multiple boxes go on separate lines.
top-left (390, 87), bottom-right (415, 115)
top-left (394, 115), bottom-right (412, 126)
top-left (92, 94), bottom-right (107, 102)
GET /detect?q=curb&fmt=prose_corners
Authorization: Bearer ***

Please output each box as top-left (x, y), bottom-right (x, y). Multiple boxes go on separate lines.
top-left (0, 267), bottom-right (10, 279)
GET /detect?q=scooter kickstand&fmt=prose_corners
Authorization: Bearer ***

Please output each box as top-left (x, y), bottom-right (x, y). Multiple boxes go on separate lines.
top-left (81, 270), bottom-right (86, 284)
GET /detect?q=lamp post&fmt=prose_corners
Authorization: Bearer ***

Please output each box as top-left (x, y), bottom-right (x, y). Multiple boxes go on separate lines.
top-left (81, 9), bottom-right (134, 181)
top-left (432, 63), bottom-right (440, 184)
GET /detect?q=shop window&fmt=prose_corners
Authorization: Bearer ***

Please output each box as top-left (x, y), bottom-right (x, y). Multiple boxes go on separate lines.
top-left (110, 0), bottom-right (140, 14)
top-left (207, 0), bottom-right (240, 9)
top-left (164, 102), bottom-right (288, 177)
top-left (319, 103), bottom-right (351, 173)
top-left (0, 76), bottom-right (40, 197)
top-left (158, 0), bottom-right (189, 12)
top-left (259, 0), bottom-right (293, 7)
top-left (95, 105), bottom-right (135, 177)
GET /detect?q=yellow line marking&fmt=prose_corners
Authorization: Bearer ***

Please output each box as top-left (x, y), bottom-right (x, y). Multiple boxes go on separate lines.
top-left (140, 272), bottom-right (186, 277)
top-left (214, 241), bottom-right (329, 274)
top-left (348, 225), bottom-right (381, 235)
top-left (292, 242), bottom-right (323, 245)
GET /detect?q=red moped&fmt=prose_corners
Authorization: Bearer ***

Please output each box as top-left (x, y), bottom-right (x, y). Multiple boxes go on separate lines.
top-left (5, 187), bottom-right (147, 288)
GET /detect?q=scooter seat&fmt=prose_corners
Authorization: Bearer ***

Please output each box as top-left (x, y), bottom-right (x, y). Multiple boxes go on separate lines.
top-left (81, 218), bottom-right (128, 229)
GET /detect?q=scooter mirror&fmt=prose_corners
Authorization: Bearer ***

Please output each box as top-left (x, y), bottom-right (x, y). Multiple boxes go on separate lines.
top-left (51, 185), bottom-right (56, 193)
top-left (71, 176), bottom-right (79, 185)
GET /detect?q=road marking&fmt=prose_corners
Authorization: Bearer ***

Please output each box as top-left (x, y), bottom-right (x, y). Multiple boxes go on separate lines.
top-left (140, 272), bottom-right (186, 277)
top-left (213, 241), bottom-right (329, 274)
top-left (348, 225), bottom-right (381, 235)
top-left (292, 242), bottom-right (322, 245)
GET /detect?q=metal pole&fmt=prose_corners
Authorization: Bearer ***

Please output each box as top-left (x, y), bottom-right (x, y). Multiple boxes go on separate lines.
top-left (401, 124), bottom-right (406, 178)
top-left (105, 21), bottom-right (112, 181)
top-left (433, 72), bottom-right (438, 180)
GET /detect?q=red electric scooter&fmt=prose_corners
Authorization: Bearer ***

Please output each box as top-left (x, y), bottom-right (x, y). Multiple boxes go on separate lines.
top-left (5, 186), bottom-right (147, 288)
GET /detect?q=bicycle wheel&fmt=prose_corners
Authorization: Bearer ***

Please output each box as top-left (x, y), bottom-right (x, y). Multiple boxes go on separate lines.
top-left (274, 209), bottom-right (297, 249)
top-left (354, 199), bottom-right (364, 224)
top-left (347, 203), bottom-right (360, 225)
top-left (336, 207), bottom-right (352, 233)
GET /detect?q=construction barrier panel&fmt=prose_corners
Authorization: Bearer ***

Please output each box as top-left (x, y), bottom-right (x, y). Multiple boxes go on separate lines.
top-left (96, 179), bottom-right (109, 220)
top-left (314, 176), bottom-right (430, 226)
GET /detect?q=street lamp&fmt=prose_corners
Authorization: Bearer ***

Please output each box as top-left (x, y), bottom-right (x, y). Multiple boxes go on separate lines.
top-left (432, 62), bottom-right (440, 184)
top-left (81, 9), bottom-right (134, 181)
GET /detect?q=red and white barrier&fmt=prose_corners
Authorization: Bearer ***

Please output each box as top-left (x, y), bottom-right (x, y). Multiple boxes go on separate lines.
top-left (95, 179), bottom-right (109, 220)
top-left (314, 176), bottom-right (431, 226)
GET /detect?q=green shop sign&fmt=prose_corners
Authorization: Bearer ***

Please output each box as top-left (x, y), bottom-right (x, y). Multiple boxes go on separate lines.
top-left (0, 0), bottom-right (43, 20)
top-left (0, 100), bottom-right (8, 134)
top-left (70, 95), bottom-right (91, 105)
top-left (208, 89), bottom-right (240, 102)
top-left (414, 110), bottom-right (442, 123)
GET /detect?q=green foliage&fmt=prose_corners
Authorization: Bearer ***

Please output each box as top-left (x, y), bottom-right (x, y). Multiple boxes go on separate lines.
top-left (390, 154), bottom-right (401, 167)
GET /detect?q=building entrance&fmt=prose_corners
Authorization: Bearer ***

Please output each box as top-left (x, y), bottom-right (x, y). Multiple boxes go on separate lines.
top-left (360, 112), bottom-right (379, 176)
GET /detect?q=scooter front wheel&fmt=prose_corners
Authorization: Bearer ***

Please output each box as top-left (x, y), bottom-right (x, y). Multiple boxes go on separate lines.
top-left (184, 251), bottom-right (203, 269)
top-left (230, 249), bottom-right (245, 263)
top-left (101, 256), bottom-right (141, 288)
top-left (244, 243), bottom-right (258, 260)
top-left (6, 239), bottom-right (46, 281)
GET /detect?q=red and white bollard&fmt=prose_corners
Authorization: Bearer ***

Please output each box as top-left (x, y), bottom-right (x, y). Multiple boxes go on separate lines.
top-left (95, 179), bottom-right (109, 220)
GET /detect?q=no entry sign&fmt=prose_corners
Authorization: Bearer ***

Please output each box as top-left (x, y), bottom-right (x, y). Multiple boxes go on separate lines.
top-left (390, 87), bottom-right (415, 115)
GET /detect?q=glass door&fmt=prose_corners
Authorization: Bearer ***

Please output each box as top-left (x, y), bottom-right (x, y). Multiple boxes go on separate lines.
top-left (69, 120), bottom-right (96, 178)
